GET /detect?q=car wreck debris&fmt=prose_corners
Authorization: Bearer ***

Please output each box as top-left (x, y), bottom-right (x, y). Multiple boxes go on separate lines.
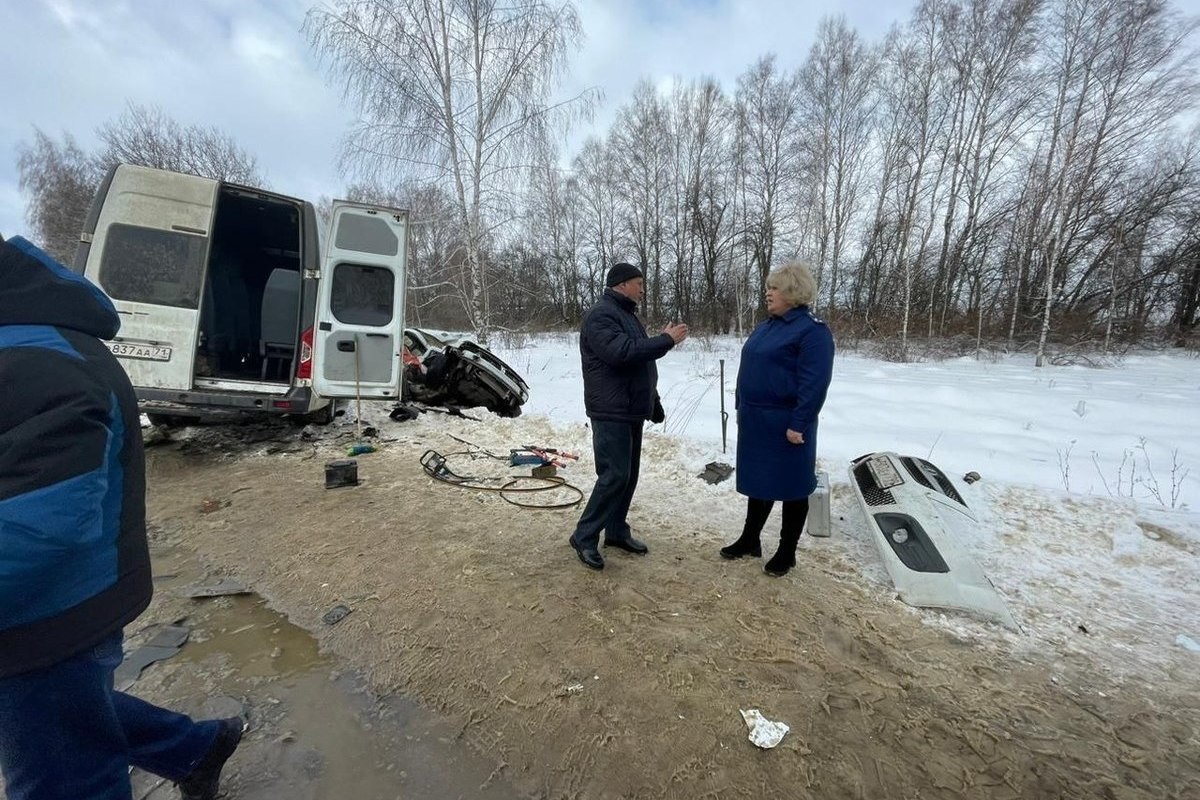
top-left (402, 329), bottom-right (529, 418)
top-left (325, 459), bottom-right (359, 489)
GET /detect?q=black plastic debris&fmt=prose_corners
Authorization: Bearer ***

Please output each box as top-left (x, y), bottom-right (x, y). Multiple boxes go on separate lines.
top-left (114, 624), bottom-right (190, 690)
top-left (698, 462), bottom-right (735, 485)
top-left (322, 604), bottom-right (353, 625)
top-left (389, 404), bottom-right (421, 422)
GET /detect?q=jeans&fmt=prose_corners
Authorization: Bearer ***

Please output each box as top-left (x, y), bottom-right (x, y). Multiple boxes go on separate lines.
top-left (0, 632), bottom-right (218, 800)
top-left (571, 419), bottom-right (644, 550)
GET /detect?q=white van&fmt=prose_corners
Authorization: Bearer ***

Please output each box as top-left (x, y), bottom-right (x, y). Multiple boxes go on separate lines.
top-left (72, 164), bottom-right (409, 424)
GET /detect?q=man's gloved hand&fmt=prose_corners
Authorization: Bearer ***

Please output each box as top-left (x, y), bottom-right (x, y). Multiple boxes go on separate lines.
top-left (651, 398), bottom-right (665, 424)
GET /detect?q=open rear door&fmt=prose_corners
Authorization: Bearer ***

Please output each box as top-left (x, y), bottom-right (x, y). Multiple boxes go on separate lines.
top-left (312, 202), bottom-right (409, 400)
top-left (85, 164), bottom-right (217, 390)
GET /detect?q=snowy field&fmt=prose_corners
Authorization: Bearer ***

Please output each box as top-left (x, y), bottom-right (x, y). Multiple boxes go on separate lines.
top-left (476, 333), bottom-right (1200, 678)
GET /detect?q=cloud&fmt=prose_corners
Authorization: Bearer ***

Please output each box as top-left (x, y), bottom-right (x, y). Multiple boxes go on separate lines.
top-left (0, 0), bottom-right (354, 237)
top-left (558, 0), bottom-right (900, 150)
top-left (5, 0), bottom-right (1196, 240)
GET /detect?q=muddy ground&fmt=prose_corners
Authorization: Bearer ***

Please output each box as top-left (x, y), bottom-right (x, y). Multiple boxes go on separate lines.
top-left (125, 537), bottom-right (527, 800)
top-left (118, 412), bottom-right (1199, 800)
top-left (5, 411), bottom-right (1195, 799)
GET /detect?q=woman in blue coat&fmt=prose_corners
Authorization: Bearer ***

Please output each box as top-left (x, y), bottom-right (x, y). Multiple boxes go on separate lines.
top-left (721, 261), bottom-right (834, 576)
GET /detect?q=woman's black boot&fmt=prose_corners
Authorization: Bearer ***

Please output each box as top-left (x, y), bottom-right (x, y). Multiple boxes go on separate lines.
top-left (764, 498), bottom-right (808, 577)
top-left (763, 534), bottom-right (798, 576)
top-left (721, 498), bottom-right (771, 559)
top-left (720, 532), bottom-right (762, 559)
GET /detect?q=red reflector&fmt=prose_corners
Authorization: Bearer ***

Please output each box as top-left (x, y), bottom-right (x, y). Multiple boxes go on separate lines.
top-left (297, 326), bottom-right (314, 380)
top-left (272, 400), bottom-right (293, 409)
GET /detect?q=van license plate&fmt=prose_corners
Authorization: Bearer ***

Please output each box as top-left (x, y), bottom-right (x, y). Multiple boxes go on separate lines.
top-left (109, 342), bottom-right (172, 361)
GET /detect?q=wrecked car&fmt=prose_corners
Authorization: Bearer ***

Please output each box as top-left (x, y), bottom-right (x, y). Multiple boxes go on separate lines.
top-left (402, 329), bottom-right (528, 417)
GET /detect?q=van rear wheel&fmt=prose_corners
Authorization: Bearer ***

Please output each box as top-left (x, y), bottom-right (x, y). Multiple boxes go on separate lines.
top-left (300, 401), bottom-right (336, 426)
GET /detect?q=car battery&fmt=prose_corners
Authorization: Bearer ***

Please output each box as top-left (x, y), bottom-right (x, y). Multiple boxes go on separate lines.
top-left (808, 471), bottom-right (831, 537)
top-left (325, 459), bottom-right (359, 489)
top-left (531, 463), bottom-right (557, 479)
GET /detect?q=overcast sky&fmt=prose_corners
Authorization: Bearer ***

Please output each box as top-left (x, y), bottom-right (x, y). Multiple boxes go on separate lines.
top-left (1, 0), bottom-right (1197, 242)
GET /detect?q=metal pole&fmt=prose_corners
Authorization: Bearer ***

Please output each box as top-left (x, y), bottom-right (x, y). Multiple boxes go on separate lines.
top-left (720, 359), bottom-right (728, 454)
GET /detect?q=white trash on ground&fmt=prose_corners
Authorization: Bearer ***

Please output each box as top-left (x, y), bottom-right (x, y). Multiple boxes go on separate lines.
top-left (739, 709), bottom-right (789, 749)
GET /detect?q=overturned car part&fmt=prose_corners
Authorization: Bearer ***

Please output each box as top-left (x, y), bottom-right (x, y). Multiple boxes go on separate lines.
top-left (848, 451), bottom-right (1019, 631)
top-left (402, 329), bottom-right (529, 418)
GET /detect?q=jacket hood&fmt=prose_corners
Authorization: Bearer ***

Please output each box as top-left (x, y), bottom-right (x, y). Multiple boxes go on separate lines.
top-left (0, 236), bottom-right (120, 339)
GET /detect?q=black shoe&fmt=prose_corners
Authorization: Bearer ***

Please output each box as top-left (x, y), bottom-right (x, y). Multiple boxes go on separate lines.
top-left (569, 537), bottom-right (604, 570)
top-left (604, 536), bottom-right (648, 555)
top-left (763, 549), bottom-right (796, 577)
top-left (177, 716), bottom-right (244, 800)
top-left (719, 538), bottom-right (762, 559)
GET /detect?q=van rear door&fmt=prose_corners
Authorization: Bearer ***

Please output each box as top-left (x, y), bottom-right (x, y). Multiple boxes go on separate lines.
top-left (312, 202), bottom-right (408, 400)
top-left (83, 164), bottom-right (216, 390)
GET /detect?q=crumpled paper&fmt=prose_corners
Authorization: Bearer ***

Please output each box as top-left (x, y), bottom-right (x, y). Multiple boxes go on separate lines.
top-left (740, 709), bottom-right (789, 749)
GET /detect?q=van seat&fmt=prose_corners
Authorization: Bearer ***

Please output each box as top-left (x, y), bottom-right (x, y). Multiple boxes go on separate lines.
top-left (260, 268), bottom-right (300, 381)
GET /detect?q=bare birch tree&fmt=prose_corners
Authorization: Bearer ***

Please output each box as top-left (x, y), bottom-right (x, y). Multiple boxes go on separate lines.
top-left (96, 102), bottom-right (263, 184)
top-left (573, 137), bottom-right (622, 305)
top-left (735, 56), bottom-right (803, 314)
top-left (610, 82), bottom-right (673, 319)
top-left (669, 79), bottom-right (735, 328)
top-left (526, 137), bottom-right (585, 322)
top-left (799, 17), bottom-right (877, 311)
top-left (874, 7), bottom-right (954, 358)
top-left (15, 130), bottom-right (102, 262)
top-left (1027, 0), bottom-right (1198, 365)
top-left (926, 0), bottom-right (1039, 336)
top-left (305, 0), bottom-right (594, 340)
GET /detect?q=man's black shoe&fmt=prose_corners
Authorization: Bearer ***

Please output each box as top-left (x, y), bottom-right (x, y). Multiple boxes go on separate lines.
top-left (177, 716), bottom-right (244, 800)
top-left (569, 537), bottom-right (604, 570)
top-left (604, 536), bottom-right (648, 555)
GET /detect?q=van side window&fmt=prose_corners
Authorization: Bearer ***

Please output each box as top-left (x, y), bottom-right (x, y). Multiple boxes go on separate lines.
top-left (334, 214), bottom-right (398, 256)
top-left (330, 264), bottom-right (394, 326)
top-left (100, 224), bottom-right (206, 308)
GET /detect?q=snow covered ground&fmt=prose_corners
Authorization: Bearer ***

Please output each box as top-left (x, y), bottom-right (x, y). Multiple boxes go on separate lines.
top-left (477, 333), bottom-right (1200, 680)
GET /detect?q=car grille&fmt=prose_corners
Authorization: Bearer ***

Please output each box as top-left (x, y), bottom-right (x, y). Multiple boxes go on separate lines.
top-left (853, 461), bottom-right (895, 506)
top-left (902, 456), bottom-right (966, 507)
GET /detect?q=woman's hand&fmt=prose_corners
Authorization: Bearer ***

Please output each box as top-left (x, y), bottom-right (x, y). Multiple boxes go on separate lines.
top-left (786, 429), bottom-right (804, 445)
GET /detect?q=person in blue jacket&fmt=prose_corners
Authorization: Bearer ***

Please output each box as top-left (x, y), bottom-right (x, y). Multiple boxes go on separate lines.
top-left (569, 263), bottom-right (689, 570)
top-left (0, 234), bottom-right (242, 800)
top-left (720, 260), bottom-right (834, 576)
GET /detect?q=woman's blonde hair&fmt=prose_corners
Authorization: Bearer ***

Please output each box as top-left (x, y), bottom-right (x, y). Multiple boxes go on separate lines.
top-left (767, 260), bottom-right (818, 308)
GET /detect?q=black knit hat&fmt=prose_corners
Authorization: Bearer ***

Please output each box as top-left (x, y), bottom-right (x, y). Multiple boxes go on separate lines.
top-left (606, 262), bottom-right (644, 287)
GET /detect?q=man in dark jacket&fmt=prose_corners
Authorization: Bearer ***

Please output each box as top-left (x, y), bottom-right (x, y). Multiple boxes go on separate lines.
top-left (568, 263), bottom-right (688, 570)
top-left (0, 235), bottom-right (242, 800)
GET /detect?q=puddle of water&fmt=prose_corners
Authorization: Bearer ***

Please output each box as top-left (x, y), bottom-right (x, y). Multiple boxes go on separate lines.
top-left (130, 544), bottom-right (523, 800)
top-left (177, 594), bottom-right (325, 679)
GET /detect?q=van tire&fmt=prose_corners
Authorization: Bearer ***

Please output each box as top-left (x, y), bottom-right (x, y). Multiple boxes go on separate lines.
top-left (302, 402), bottom-right (336, 426)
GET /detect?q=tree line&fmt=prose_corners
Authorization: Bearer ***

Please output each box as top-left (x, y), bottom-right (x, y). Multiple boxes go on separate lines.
top-left (314, 0), bottom-right (1200, 360)
top-left (17, 102), bottom-right (261, 262)
top-left (16, 0), bottom-right (1200, 360)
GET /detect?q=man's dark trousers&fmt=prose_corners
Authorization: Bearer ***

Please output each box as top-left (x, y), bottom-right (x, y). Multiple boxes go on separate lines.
top-left (571, 419), bottom-right (644, 549)
top-left (0, 632), bottom-right (218, 800)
